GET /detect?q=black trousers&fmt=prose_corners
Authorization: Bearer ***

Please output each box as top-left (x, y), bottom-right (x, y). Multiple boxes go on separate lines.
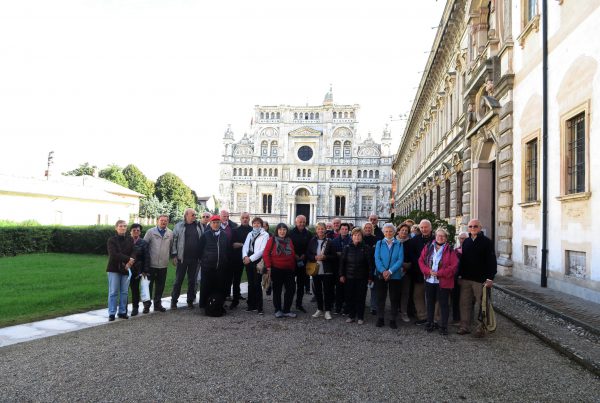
top-left (171, 260), bottom-right (198, 304)
top-left (271, 268), bottom-right (296, 313)
top-left (147, 267), bottom-right (167, 306)
top-left (376, 278), bottom-right (402, 321)
top-left (425, 282), bottom-right (451, 328)
top-left (313, 274), bottom-right (335, 312)
top-left (199, 267), bottom-right (226, 308)
top-left (129, 274), bottom-right (140, 308)
top-left (295, 265), bottom-right (307, 308)
top-left (231, 262), bottom-right (244, 300)
top-left (335, 279), bottom-right (346, 313)
top-left (345, 278), bottom-right (368, 320)
top-left (451, 277), bottom-right (461, 321)
top-left (246, 263), bottom-right (263, 311)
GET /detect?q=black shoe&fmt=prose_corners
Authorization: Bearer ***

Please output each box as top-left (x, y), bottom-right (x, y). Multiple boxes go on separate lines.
top-left (245, 307), bottom-right (256, 312)
top-left (265, 288), bottom-right (272, 296)
top-left (334, 310), bottom-right (341, 315)
top-left (142, 306), bottom-right (150, 314)
top-left (187, 303), bottom-right (194, 309)
top-left (389, 320), bottom-right (397, 329)
top-left (225, 296), bottom-right (232, 301)
top-left (425, 323), bottom-right (434, 332)
top-left (371, 309), bottom-right (377, 316)
top-left (131, 307), bottom-right (139, 317)
top-left (170, 302), bottom-right (178, 310)
top-left (229, 300), bottom-right (239, 310)
top-left (117, 313), bottom-right (129, 319)
top-left (415, 319), bottom-right (427, 326)
top-left (376, 318), bottom-right (384, 327)
top-left (108, 315), bottom-right (115, 322)
top-left (433, 322), bottom-right (439, 330)
top-left (297, 306), bottom-right (307, 313)
top-left (238, 296), bottom-right (246, 301)
top-left (440, 327), bottom-right (449, 336)
top-left (155, 304), bottom-right (166, 312)
top-left (258, 310), bottom-right (264, 315)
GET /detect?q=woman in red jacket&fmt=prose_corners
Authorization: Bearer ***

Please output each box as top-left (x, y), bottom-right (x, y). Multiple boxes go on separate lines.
top-left (263, 223), bottom-right (297, 318)
top-left (418, 228), bottom-right (458, 335)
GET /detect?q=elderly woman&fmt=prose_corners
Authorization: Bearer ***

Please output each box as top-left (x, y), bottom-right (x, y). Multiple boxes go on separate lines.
top-left (339, 228), bottom-right (374, 324)
top-left (419, 228), bottom-right (458, 335)
top-left (374, 223), bottom-right (404, 328)
top-left (395, 223), bottom-right (412, 323)
top-left (243, 217), bottom-right (270, 315)
top-left (128, 223), bottom-right (150, 317)
top-left (451, 231), bottom-right (469, 323)
top-left (263, 223), bottom-right (297, 318)
top-left (106, 220), bottom-right (135, 321)
top-left (307, 222), bottom-right (337, 320)
top-left (362, 222), bottom-right (378, 315)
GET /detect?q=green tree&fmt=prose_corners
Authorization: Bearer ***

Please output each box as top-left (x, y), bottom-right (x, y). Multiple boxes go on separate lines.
top-left (122, 164), bottom-right (154, 198)
top-left (154, 172), bottom-right (195, 220)
top-left (99, 164), bottom-right (128, 187)
top-left (139, 195), bottom-right (173, 219)
top-left (63, 162), bottom-right (97, 176)
top-left (393, 210), bottom-right (456, 245)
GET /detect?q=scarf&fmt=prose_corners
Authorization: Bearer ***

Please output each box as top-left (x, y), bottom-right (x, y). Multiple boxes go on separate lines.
top-left (274, 236), bottom-right (292, 256)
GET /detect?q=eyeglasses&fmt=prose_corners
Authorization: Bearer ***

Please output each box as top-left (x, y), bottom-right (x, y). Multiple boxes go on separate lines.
top-left (468, 225), bottom-right (479, 228)
top-left (202, 215), bottom-right (210, 218)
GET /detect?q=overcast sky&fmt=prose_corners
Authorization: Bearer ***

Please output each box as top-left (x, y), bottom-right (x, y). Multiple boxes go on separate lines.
top-left (0, 0), bottom-right (445, 197)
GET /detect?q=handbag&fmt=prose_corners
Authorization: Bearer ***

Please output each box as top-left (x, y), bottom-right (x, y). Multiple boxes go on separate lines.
top-left (140, 274), bottom-right (151, 302)
top-left (305, 261), bottom-right (318, 277)
top-left (255, 259), bottom-right (265, 274)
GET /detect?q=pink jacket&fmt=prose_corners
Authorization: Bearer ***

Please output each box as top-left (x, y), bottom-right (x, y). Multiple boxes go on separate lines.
top-left (418, 243), bottom-right (458, 289)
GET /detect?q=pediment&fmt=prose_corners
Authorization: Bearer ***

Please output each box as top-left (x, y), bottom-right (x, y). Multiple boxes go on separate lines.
top-left (288, 126), bottom-right (322, 137)
top-left (357, 146), bottom-right (380, 157)
top-left (233, 144), bottom-right (254, 156)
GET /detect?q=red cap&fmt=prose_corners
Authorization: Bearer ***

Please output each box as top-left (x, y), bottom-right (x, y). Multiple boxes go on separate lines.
top-left (209, 215), bottom-right (221, 222)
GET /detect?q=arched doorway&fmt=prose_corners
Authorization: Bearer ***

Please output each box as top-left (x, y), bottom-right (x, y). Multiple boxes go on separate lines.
top-left (472, 139), bottom-right (497, 242)
top-left (295, 188), bottom-right (311, 225)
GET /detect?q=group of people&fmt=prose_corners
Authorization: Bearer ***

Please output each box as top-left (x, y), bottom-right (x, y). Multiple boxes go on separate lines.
top-left (106, 210), bottom-right (497, 337)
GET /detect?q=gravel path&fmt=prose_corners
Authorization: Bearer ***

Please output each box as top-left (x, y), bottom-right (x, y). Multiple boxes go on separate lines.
top-left (1, 298), bottom-right (599, 402)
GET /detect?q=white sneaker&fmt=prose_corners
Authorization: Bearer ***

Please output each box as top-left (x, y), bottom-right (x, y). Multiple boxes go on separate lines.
top-left (401, 313), bottom-right (410, 323)
top-left (275, 311), bottom-right (284, 318)
top-left (345, 318), bottom-right (355, 323)
top-left (312, 310), bottom-right (323, 318)
top-left (284, 312), bottom-right (297, 318)
top-left (357, 320), bottom-right (364, 325)
top-left (324, 311), bottom-right (332, 320)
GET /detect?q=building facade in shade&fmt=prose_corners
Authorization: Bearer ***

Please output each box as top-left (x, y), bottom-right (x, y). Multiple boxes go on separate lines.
top-left (219, 90), bottom-right (393, 226)
top-left (393, 0), bottom-right (600, 303)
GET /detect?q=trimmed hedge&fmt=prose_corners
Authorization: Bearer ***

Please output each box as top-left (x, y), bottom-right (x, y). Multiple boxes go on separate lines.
top-left (0, 225), bottom-right (158, 257)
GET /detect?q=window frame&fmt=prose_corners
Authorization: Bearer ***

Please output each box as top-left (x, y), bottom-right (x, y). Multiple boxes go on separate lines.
top-left (558, 101), bottom-right (591, 201)
top-left (520, 130), bottom-right (541, 205)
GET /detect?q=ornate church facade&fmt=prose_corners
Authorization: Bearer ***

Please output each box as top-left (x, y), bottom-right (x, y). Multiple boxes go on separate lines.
top-left (219, 90), bottom-right (392, 226)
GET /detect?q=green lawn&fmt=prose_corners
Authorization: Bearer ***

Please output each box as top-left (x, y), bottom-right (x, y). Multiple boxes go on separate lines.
top-left (0, 253), bottom-right (181, 328)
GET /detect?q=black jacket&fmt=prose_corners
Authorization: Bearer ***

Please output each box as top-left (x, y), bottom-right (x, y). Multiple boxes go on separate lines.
top-left (406, 234), bottom-right (434, 283)
top-left (131, 238), bottom-right (150, 276)
top-left (458, 233), bottom-right (497, 283)
top-left (306, 237), bottom-right (337, 275)
top-left (289, 227), bottom-right (313, 259)
top-left (339, 242), bottom-right (374, 280)
top-left (231, 225), bottom-right (252, 266)
top-left (199, 231), bottom-right (229, 270)
top-left (106, 235), bottom-right (134, 274)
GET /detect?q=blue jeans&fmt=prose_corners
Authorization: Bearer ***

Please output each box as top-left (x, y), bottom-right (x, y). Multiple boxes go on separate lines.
top-left (108, 272), bottom-right (130, 316)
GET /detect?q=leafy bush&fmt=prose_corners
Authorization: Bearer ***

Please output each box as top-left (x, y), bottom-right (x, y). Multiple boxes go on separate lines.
top-left (0, 224), bottom-right (163, 257)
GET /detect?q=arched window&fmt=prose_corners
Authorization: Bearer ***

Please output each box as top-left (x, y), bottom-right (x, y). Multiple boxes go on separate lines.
top-left (315, 112), bottom-right (319, 119)
top-left (369, 170), bottom-right (373, 178)
top-left (297, 169), bottom-right (301, 177)
top-left (305, 113), bottom-right (309, 120)
top-left (308, 169), bottom-right (311, 177)
top-left (342, 170), bottom-right (346, 178)
top-left (333, 141), bottom-right (341, 157)
top-left (233, 168), bottom-right (237, 176)
top-left (375, 170), bottom-right (379, 179)
top-left (269, 168), bottom-right (273, 177)
top-left (335, 196), bottom-right (346, 216)
top-left (274, 168), bottom-right (278, 177)
top-left (294, 112), bottom-right (298, 120)
top-left (302, 169), bottom-right (306, 177)
top-left (310, 112), bottom-right (314, 120)
top-left (258, 168), bottom-right (262, 176)
top-left (276, 112), bottom-right (280, 119)
top-left (270, 141), bottom-right (278, 156)
top-left (249, 168), bottom-right (253, 176)
top-left (260, 112), bottom-right (264, 119)
top-left (243, 168), bottom-right (248, 176)
top-left (348, 170), bottom-right (352, 178)
top-left (344, 112), bottom-right (348, 118)
top-left (271, 112), bottom-right (275, 119)
top-left (358, 170), bottom-right (362, 178)
top-left (343, 141), bottom-right (351, 157)
top-left (331, 169), bottom-right (335, 177)
top-left (350, 111), bottom-right (355, 118)
top-left (333, 112), bottom-right (337, 119)
top-left (336, 169), bottom-right (341, 178)
top-left (261, 141), bottom-right (268, 156)
top-left (363, 170), bottom-right (367, 178)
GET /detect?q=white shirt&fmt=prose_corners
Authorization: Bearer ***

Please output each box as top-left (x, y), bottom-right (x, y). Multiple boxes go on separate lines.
top-left (242, 230), bottom-right (270, 262)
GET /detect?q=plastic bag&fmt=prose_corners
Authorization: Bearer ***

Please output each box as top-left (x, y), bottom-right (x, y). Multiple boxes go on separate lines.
top-left (140, 274), bottom-right (151, 302)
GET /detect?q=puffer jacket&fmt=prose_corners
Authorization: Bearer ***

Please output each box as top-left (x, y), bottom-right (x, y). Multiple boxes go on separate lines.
top-left (339, 242), bottom-right (374, 280)
top-left (418, 242), bottom-right (458, 289)
top-left (131, 238), bottom-right (150, 276)
top-left (374, 238), bottom-right (405, 280)
top-left (199, 230), bottom-right (229, 270)
top-left (143, 227), bottom-right (174, 268)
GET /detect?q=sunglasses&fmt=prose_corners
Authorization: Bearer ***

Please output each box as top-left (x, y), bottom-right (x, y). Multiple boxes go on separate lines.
top-left (468, 225), bottom-right (479, 228)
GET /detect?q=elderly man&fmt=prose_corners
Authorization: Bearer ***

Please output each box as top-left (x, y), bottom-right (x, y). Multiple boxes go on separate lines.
top-left (143, 215), bottom-right (173, 313)
top-left (368, 214), bottom-right (384, 240)
top-left (457, 219), bottom-right (497, 337)
top-left (332, 223), bottom-right (352, 314)
top-left (406, 219), bottom-right (434, 325)
top-left (219, 209), bottom-right (238, 301)
top-left (170, 208), bottom-right (204, 309)
top-left (289, 215), bottom-right (313, 312)
top-left (228, 212), bottom-right (252, 309)
top-left (198, 212), bottom-right (211, 233)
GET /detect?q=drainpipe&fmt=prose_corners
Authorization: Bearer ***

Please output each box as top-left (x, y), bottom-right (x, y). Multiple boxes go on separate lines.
top-left (541, 0), bottom-right (548, 287)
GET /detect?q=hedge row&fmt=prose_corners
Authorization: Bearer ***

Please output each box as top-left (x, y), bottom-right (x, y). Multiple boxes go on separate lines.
top-left (0, 226), bottom-right (154, 257)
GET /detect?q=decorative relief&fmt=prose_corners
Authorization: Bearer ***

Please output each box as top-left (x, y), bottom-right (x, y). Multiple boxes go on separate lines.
top-left (333, 127), bottom-right (353, 138)
top-left (260, 127), bottom-right (279, 137)
top-left (233, 145), bottom-right (254, 156)
top-left (289, 126), bottom-right (322, 137)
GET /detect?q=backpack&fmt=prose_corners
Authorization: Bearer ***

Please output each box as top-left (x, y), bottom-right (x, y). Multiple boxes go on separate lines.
top-left (205, 293), bottom-right (226, 317)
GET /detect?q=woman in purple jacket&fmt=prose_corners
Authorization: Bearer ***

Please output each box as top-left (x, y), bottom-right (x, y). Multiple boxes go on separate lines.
top-left (418, 228), bottom-right (458, 335)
